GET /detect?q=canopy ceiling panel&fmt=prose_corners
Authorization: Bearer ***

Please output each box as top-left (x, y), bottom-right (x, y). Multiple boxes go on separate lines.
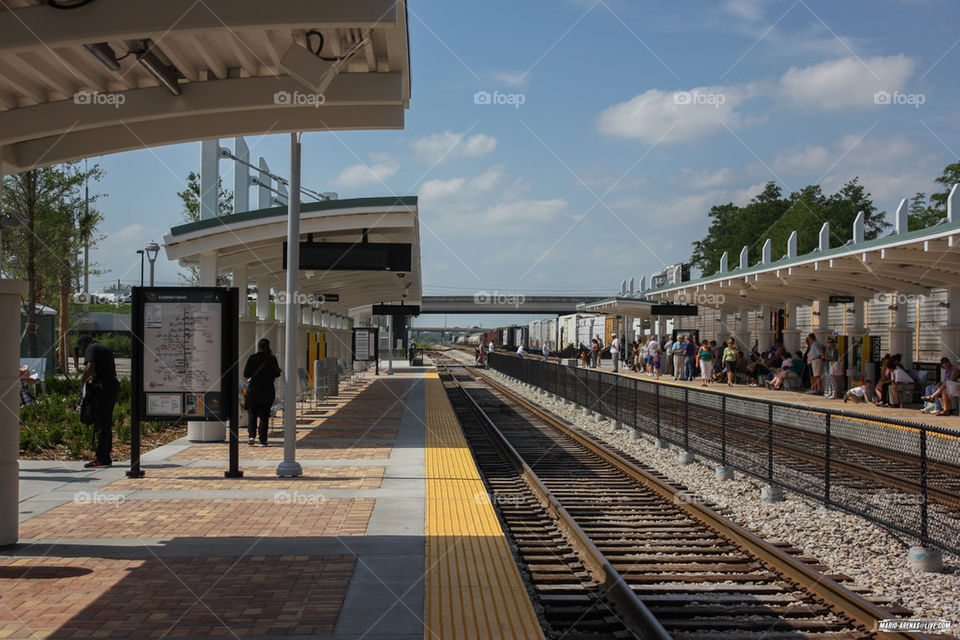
top-left (0, 0), bottom-right (410, 172)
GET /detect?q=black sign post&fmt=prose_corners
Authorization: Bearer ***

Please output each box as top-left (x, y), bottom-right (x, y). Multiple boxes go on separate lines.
top-left (130, 287), bottom-right (240, 479)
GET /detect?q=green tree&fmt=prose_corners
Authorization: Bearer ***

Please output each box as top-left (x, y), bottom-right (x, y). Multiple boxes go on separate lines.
top-left (689, 178), bottom-right (887, 277)
top-left (907, 192), bottom-right (940, 231)
top-left (1, 163), bottom-right (104, 367)
top-left (176, 171), bottom-right (233, 285)
top-left (929, 161), bottom-right (960, 217)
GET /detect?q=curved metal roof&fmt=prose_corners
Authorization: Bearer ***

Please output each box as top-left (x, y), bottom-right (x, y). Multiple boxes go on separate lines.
top-left (163, 196), bottom-right (421, 314)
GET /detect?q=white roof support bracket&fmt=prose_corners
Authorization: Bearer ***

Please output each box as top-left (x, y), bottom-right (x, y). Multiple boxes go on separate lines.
top-left (895, 199), bottom-right (909, 234)
top-left (853, 211), bottom-right (864, 244)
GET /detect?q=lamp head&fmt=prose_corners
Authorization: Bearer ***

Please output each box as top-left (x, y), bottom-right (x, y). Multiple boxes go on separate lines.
top-left (145, 242), bottom-right (160, 262)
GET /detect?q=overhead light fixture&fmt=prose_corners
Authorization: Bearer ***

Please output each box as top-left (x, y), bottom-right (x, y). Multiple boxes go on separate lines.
top-left (137, 49), bottom-right (181, 96)
top-left (84, 42), bottom-right (120, 71)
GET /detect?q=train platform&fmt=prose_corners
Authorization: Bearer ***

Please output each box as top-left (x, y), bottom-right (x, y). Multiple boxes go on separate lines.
top-left (3, 367), bottom-right (543, 640)
top-left (545, 357), bottom-right (960, 432)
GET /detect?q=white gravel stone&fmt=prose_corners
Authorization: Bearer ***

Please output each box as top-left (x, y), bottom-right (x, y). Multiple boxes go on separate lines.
top-left (459, 356), bottom-right (960, 625)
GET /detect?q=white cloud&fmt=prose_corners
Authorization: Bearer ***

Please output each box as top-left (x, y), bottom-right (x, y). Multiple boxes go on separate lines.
top-left (419, 165), bottom-right (507, 201)
top-left (330, 161), bottom-right (399, 188)
top-left (418, 165), bottom-right (567, 232)
top-left (596, 84), bottom-right (756, 143)
top-left (722, 0), bottom-right (769, 23)
top-left (481, 198), bottom-right (567, 225)
top-left (490, 71), bottom-right (528, 87)
top-left (778, 55), bottom-right (916, 109)
top-left (411, 131), bottom-right (498, 164)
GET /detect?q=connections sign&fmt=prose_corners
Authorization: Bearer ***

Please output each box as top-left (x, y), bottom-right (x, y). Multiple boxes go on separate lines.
top-left (132, 287), bottom-right (239, 421)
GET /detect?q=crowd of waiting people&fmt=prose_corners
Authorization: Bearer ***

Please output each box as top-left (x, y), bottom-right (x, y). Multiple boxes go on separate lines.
top-left (479, 331), bottom-right (960, 416)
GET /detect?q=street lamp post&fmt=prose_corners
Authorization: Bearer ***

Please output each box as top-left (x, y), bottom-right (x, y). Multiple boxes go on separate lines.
top-left (144, 242), bottom-right (160, 286)
top-left (136, 250), bottom-right (144, 286)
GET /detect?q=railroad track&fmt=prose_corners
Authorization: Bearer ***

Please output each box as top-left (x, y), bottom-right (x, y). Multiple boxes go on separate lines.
top-left (433, 354), bottom-right (930, 639)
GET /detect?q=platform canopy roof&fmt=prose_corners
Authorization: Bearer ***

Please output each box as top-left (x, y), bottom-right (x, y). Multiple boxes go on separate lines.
top-left (164, 196), bottom-right (421, 315)
top-left (645, 210), bottom-right (960, 308)
top-left (0, 0), bottom-right (410, 173)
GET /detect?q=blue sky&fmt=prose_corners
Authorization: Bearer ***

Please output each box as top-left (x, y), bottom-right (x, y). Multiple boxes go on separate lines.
top-left (88, 0), bottom-right (960, 328)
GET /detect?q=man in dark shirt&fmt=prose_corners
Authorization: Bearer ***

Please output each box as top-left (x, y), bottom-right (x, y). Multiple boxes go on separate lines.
top-left (78, 334), bottom-right (120, 468)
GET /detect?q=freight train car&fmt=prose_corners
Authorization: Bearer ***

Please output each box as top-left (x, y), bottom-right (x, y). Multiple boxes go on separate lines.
top-left (577, 315), bottom-right (614, 349)
top-left (528, 318), bottom-right (557, 349)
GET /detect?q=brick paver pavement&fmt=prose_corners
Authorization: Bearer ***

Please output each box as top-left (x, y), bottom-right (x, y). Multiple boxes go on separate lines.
top-left (169, 442), bottom-right (392, 461)
top-left (297, 427), bottom-right (398, 441)
top-left (19, 498), bottom-right (375, 539)
top-left (0, 555), bottom-right (356, 638)
top-left (102, 466), bottom-right (386, 491)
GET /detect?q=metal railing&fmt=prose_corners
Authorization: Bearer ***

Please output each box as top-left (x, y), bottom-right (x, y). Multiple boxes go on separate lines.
top-left (488, 353), bottom-right (960, 554)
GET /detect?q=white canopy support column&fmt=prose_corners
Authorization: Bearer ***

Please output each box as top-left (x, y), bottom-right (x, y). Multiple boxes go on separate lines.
top-left (941, 286), bottom-right (960, 361)
top-left (233, 137), bottom-right (251, 214)
top-left (783, 302), bottom-right (801, 354)
top-left (889, 291), bottom-right (913, 368)
top-left (235, 265), bottom-right (257, 429)
top-left (814, 298), bottom-right (829, 335)
top-left (277, 133), bottom-right (303, 478)
top-left (755, 306), bottom-right (775, 352)
top-left (0, 277), bottom-right (27, 546)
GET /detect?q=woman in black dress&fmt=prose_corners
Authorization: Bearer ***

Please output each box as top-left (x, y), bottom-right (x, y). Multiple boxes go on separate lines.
top-left (243, 338), bottom-right (282, 446)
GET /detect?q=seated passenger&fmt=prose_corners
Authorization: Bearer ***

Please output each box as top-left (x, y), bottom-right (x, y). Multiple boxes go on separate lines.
top-left (768, 351), bottom-right (803, 390)
top-left (888, 356), bottom-right (914, 407)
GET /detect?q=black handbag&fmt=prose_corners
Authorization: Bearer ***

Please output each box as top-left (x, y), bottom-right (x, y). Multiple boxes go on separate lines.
top-left (78, 383), bottom-right (96, 425)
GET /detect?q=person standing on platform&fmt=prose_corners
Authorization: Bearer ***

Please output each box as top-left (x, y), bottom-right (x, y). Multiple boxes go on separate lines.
top-left (671, 335), bottom-right (686, 380)
top-left (610, 333), bottom-right (620, 372)
top-left (684, 335), bottom-right (697, 381)
top-left (590, 339), bottom-right (599, 367)
top-left (722, 338), bottom-right (738, 387)
top-left (517, 344), bottom-right (525, 359)
top-left (78, 334), bottom-right (120, 468)
top-left (243, 338), bottom-right (281, 447)
top-left (542, 342), bottom-right (550, 362)
top-left (824, 337), bottom-right (841, 399)
top-left (488, 340), bottom-right (495, 356)
top-left (806, 333), bottom-right (825, 395)
top-left (645, 336), bottom-right (660, 374)
top-left (696, 339), bottom-right (713, 386)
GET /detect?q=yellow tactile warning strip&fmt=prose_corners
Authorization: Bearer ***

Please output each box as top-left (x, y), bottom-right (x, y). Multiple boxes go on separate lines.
top-left (423, 371), bottom-right (545, 640)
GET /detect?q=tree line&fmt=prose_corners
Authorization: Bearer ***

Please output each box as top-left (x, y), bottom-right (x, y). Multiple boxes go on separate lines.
top-left (690, 162), bottom-right (960, 277)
